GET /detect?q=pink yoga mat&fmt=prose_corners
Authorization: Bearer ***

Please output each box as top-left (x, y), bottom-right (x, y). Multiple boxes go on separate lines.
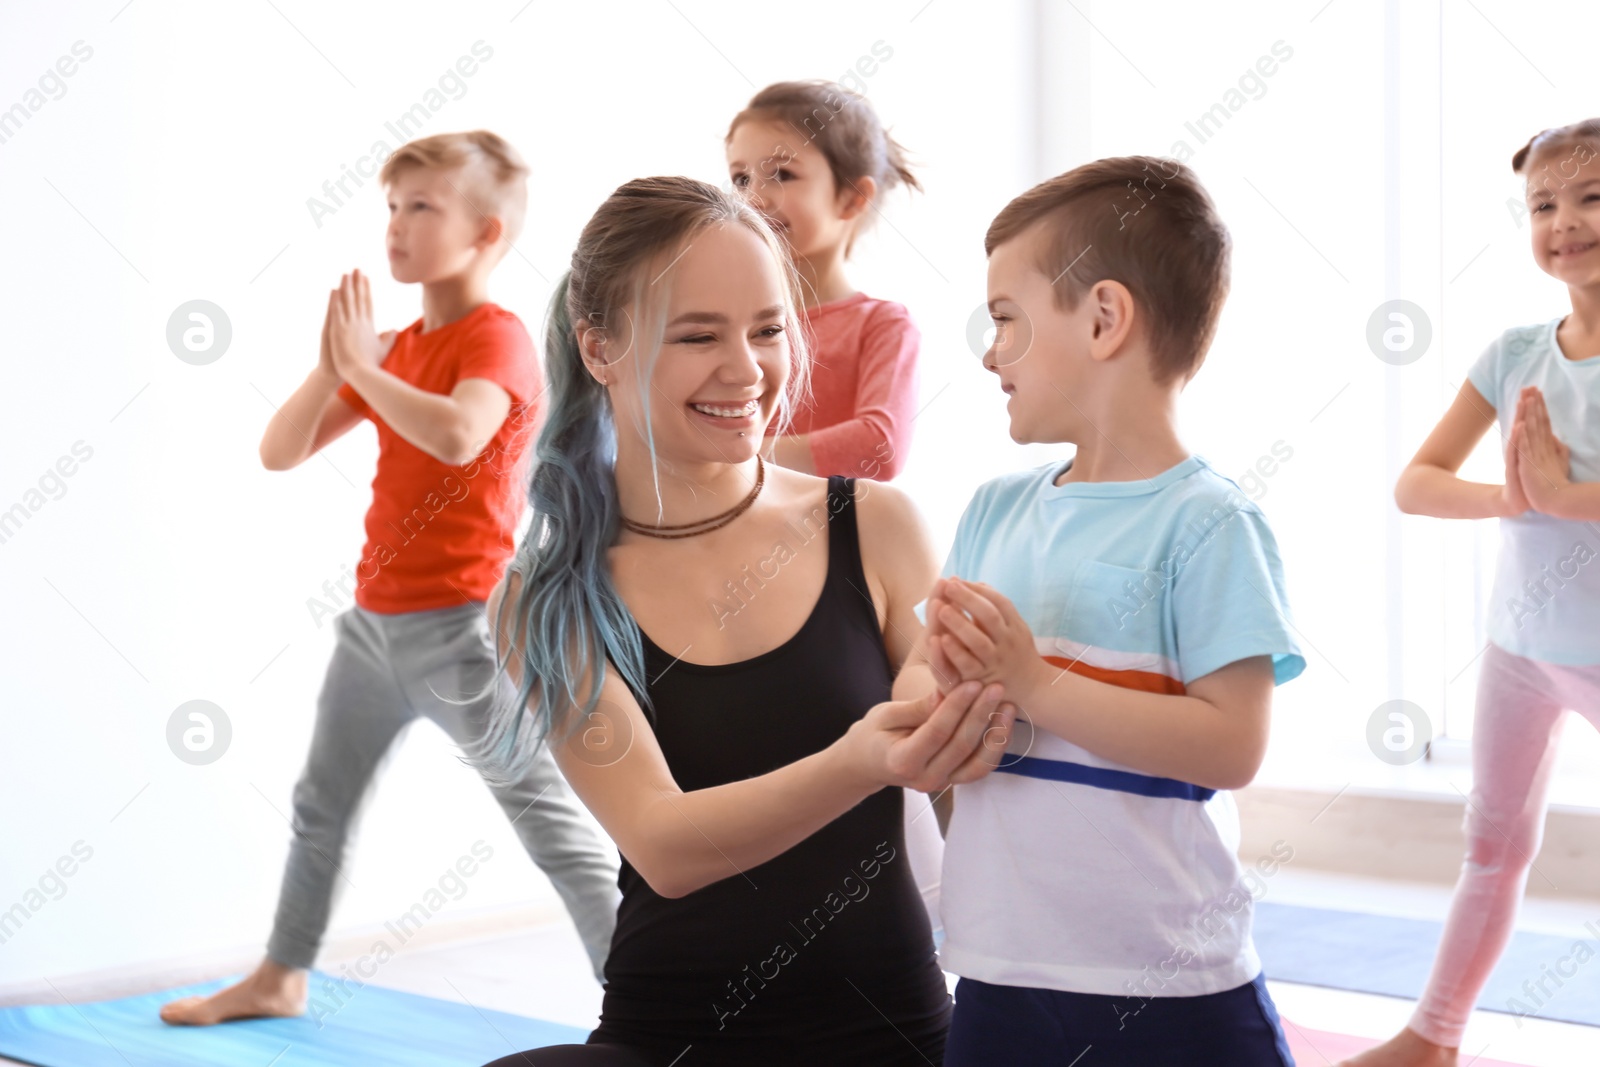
top-left (1281, 1018), bottom-right (1530, 1066)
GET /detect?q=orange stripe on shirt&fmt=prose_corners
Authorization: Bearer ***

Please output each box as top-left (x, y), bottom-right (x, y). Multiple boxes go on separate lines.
top-left (1041, 654), bottom-right (1187, 696)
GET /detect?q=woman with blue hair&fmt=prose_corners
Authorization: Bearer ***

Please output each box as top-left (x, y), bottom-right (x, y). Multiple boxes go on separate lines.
top-left (474, 175), bottom-right (1015, 1066)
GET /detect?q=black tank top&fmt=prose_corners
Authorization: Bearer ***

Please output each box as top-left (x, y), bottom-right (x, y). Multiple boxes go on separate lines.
top-left (589, 477), bottom-right (949, 1066)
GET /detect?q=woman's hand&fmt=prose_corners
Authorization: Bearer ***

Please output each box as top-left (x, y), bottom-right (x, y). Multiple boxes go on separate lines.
top-left (845, 680), bottom-right (1015, 793)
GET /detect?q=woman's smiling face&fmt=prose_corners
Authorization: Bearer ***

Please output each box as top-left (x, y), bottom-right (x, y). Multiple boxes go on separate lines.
top-left (595, 222), bottom-right (795, 467)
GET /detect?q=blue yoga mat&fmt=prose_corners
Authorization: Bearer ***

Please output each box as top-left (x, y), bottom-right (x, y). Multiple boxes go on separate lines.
top-left (0, 971), bottom-right (589, 1066)
top-left (1255, 901), bottom-right (1600, 1028)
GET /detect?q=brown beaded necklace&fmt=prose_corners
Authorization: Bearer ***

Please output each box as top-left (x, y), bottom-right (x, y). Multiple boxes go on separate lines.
top-left (619, 457), bottom-right (765, 540)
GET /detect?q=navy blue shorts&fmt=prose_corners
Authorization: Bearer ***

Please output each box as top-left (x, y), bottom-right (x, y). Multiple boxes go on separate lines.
top-left (944, 972), bottom-right (1296, 1066)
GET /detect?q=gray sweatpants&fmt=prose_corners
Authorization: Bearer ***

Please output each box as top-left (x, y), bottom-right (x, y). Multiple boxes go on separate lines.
top-left (265, 601), bottom-right (620, 979)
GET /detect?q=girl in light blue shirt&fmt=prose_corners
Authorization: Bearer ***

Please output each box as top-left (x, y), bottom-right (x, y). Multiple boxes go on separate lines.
top-left (1355, 118), bottom-right (1600, 1067)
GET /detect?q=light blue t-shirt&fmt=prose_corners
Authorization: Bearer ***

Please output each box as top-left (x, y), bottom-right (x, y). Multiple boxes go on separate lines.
top-left (928, 453), bottom-right (1306, 996)
top-left (1467, 318), bottom-right (1600, 666)
top-left (922, 453), bottom-right (1306, 687)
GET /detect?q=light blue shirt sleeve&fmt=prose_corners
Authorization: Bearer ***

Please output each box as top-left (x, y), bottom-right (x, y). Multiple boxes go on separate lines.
top-left (1170, 500), bottom-right (1306, 686)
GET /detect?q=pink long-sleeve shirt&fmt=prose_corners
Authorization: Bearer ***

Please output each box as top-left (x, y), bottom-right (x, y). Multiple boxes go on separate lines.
top-left (775, 291), bottom-right (922, 481)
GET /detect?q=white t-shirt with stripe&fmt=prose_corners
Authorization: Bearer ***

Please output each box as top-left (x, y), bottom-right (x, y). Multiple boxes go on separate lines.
top-left (925, 454), bottom-right (1305, 997)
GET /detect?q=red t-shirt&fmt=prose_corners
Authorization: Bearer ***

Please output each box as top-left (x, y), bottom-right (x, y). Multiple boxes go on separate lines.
top-left (772, 292), bottom-right (921, 480)
top-left (335, 303), bottom-right (541, 614)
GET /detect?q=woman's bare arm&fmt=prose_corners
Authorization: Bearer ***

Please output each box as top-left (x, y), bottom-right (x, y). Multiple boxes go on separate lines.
top-left (487, 572), bottom-right (1010, 899)
top-left (854, 479), bottom-right (942, 677)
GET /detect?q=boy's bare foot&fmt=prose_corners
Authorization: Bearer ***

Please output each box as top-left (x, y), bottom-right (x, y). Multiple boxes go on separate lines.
top-left (1336, 1027), bottom-right (1458, 1067)
top-left (159, 958), bottom-right (308, 1026)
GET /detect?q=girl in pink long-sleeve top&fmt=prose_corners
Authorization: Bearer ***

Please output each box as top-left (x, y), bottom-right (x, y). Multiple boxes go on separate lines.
top-left (726, 79), bottom-right (923, 483)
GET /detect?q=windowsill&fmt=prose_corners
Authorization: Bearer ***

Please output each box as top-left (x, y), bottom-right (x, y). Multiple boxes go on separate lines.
top-left (1251, 730), bottom-right (1600, 813)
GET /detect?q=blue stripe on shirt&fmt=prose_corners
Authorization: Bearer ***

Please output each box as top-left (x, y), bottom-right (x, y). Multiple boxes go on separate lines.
top-left (996, 754), bottom-right (1217, 802)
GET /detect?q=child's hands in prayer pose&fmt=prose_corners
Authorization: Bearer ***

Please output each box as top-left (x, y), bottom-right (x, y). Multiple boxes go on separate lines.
top-left (1515, 385), bottom-right (1574, 515)
top-left (925, 577), bottom-right (1050, 700)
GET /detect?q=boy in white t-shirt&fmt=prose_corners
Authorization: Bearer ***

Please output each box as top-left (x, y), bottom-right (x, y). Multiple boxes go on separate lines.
top-left (894, 157), bottom-right (1306, 1065)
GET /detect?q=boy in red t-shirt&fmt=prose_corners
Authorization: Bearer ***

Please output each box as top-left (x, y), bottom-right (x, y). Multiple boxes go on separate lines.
top-left (161, 131), bottom-right (620, 1027)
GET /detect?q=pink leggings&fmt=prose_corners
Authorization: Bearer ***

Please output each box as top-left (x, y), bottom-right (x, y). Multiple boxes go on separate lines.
top-left (1410, 641), bottom-right (1600, 1047)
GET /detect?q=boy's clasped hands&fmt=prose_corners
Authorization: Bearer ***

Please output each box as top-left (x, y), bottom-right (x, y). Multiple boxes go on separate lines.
top-left (924, 576), bottom-right (1049, 702)
top-left (910, 576), bottom-right (1051, 775)
top-left (319, 268), bottom-right (398, 383)
top-left (857, 578), bottom-right (1044, 795)
top-left (1503, 385), bottom-right (1574, 517)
